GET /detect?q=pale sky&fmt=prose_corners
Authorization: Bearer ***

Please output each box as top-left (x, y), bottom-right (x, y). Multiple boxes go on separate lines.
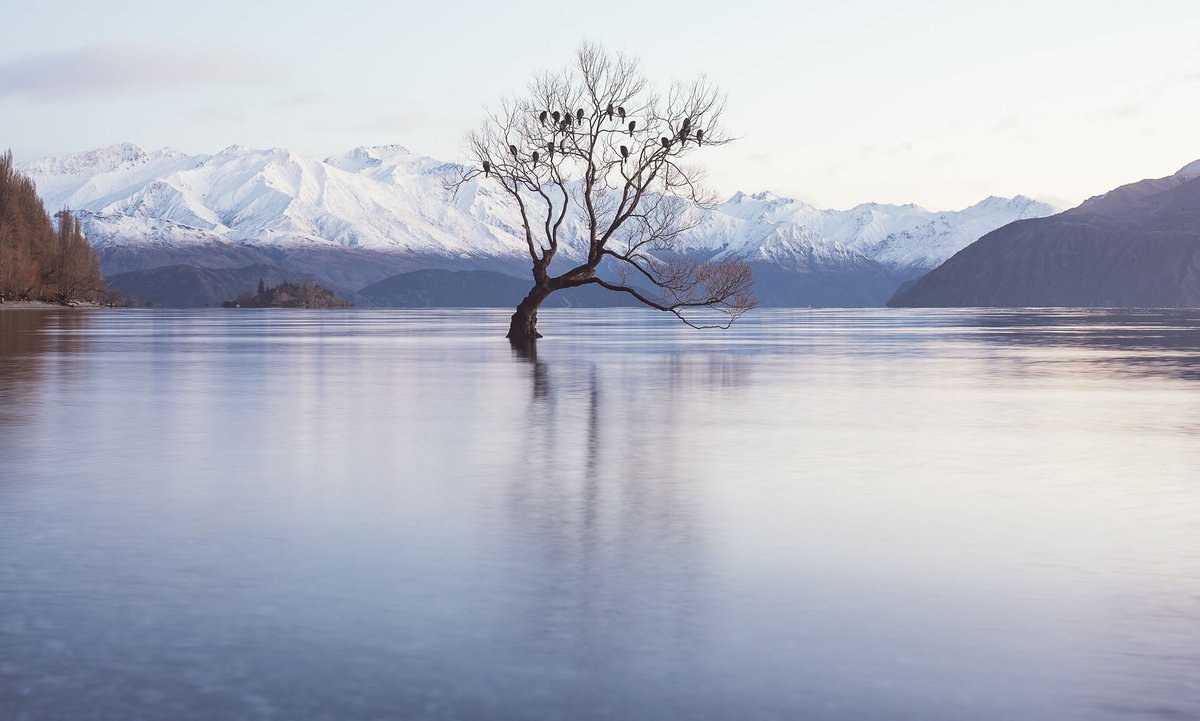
top-left (2, 0), bottom-right (1197, 211)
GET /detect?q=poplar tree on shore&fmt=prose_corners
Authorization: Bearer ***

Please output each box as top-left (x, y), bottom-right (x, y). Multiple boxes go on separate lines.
top-left (0, 150), bottom-right (107, 303)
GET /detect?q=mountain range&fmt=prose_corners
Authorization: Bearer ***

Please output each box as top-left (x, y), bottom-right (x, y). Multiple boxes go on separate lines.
top-left (890, 161), bottom-right (1200, 308)
top-left (20, 143), bottom-right (1057, 307)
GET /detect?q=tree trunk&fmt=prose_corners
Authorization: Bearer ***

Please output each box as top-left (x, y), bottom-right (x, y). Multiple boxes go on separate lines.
top-left (507, 285), bottom-right (552, 345)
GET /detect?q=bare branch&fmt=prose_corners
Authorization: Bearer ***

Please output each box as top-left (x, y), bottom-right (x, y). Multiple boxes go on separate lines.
top-left (449, 43), bottom-right (755, 341)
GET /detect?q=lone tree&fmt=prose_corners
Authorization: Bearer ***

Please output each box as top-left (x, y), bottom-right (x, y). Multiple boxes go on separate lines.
top-left (454, 44), bottom-right (755, 345)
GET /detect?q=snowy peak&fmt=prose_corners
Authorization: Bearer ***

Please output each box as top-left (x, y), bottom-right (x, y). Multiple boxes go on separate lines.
top-left (709, 189), bottom-right (1057, 272)
top-left (718, 190), bottom-right (814, 225)
top-left (324, 145), bottom-right (414, 169)
top-left (23, 143), bottom-right (150, 176)
top-left (963, 194), bottom-right (1052, 217)
top-left (21, 144), bottom-right (192, 191)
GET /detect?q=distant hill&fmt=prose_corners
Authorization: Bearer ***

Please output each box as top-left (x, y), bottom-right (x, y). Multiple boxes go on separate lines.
top-left (107, 263), bottom-right (354, 307)
top-left (360, 269), bottom-right (645, 308)
top-left (749, 262), bottom-right (909, 307)
top-left (890, 161), bottom-right (1200, 308)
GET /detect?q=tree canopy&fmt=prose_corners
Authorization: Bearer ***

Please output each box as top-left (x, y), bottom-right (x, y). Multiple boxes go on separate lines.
top-left (455, 44), bottom-right (756, 343)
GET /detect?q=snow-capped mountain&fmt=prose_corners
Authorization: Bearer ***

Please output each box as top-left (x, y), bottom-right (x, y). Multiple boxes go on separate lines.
top-left (25, 143), bottom-right (554, 262)
top-left (19, 143), bottom-right (1057, 305)
top-left (702, 190), bottom-right (1055, 273)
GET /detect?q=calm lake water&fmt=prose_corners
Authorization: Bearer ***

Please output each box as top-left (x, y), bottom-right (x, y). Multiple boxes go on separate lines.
top-left (2, 308), bottom-right (1199, 720)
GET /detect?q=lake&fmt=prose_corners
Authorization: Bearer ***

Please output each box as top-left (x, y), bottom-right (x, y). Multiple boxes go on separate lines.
top-left (2, 307), bottom-right (1199, 720)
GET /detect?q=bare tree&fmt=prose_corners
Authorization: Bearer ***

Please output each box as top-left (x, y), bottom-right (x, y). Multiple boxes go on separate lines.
top-left (452, 44), bottom-right (756, 345)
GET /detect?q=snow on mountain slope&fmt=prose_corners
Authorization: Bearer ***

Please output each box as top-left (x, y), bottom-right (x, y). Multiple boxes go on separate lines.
top-left (25, 144), bottom-right (208, 218)
top-left (675, 195), bottom-right (872, 271)
top-left (706, 191), bottom-right (1057, 272)
top-left (25, 144), bottom-right (575, 265)
top-left (20, 144), bottom-right (1056, 275)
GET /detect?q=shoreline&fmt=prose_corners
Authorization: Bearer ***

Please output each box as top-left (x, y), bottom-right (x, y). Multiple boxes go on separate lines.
top-left (0, 300), bottom-right (103, 311)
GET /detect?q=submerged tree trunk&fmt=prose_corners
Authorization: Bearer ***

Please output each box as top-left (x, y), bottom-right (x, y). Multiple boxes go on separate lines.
top-left (507, 284), bottom-right (552, 345)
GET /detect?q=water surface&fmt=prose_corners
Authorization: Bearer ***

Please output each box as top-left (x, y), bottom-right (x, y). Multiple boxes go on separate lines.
top-left (2, 308), bottom-right (1199, 720)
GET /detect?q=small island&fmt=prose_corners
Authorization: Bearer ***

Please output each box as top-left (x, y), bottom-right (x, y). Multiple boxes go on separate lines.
top-left (222, 279), bottom-right (352, 309)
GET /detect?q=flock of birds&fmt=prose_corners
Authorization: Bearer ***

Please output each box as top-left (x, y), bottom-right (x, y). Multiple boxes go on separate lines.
top-left (482, 103), bottom-right (704, 178)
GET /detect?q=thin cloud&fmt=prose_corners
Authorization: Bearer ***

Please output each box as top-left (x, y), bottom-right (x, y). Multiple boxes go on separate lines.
top-left (0, 45), bottom-right (286, 101)
top-left (1096, 101), bottom-right (1141, 120)
top-left (365, 111), bottom-right (435, 133)
top-left (995, 115), bottom-right (1021, 133)
top-left (190, 105), bottom-right (250, 124)
top-left (310, 111), bottom-right (435, 134)
top-left (859, 141), bottom-right (913, 159)
top-left (272, 92), bottom-right (329, 109)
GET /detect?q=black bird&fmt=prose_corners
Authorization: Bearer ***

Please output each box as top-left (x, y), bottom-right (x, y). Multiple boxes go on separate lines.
top-left (628, 120), bottom-right (636, 136)
top-left (681, 116), bottom-right (691, 132)
top-left (532, 151), bottom-right (539, 164)
top-left (547, 141), bottom-right (555, 155)
top-left (509, 144), bottom-right (518, 157)
top-left (539, 110), bottom-right (548, 125)
top-left (696, 129), bottom-right (704, 146)
top-left (661, 137), bottom-right (670, 149)
top-left (679, 131), bottom-right (688, 147)
top-left (482, 160), bottom-right (490, 177)
top-left (617, 106), bottom-right (626, 120)
top-left (576, 108), bottom-right (584, 123)
top-left (606, 103), bottom-right (614, 120)
top-left (552, 110), bottom-right (561, 124)
top-left (563, 114), bottom-right (572, 128)
top-left (619, 145), bottom-right (629, 162)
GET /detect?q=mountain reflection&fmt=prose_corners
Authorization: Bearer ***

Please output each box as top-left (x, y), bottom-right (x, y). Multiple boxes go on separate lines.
top-left (961, 309), bottom-right (1200, 380)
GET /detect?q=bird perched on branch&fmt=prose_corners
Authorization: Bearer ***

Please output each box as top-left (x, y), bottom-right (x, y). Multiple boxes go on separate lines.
top-left (606, 103), bottom-right (614, 120)
top-left (482, 161), bottom-right (490, 177)
top-left (661, 137), bottom-right (671, 149)
top-left (617, 106), bottom-right (626, 120)
top-left (539, 110), bottom-right (548, 125)
top-left (509, 144), bottom-right (518, 157)
top-left (531, 151), bottom-right (539, 164)
top-left (619, 145), bottom-right (629, 162)
top-left (696, 129), bottom-right (704, 146)
top-left (576, 108), bottom-right (584, 123)
top-left (628, 120), bottom-right (636, 136)
top-left (552, 110), bottom-right (561, 124)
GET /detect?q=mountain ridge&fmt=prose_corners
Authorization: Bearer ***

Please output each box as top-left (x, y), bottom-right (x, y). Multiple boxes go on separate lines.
top-left (20, 143), bottom-right (1058, 305)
